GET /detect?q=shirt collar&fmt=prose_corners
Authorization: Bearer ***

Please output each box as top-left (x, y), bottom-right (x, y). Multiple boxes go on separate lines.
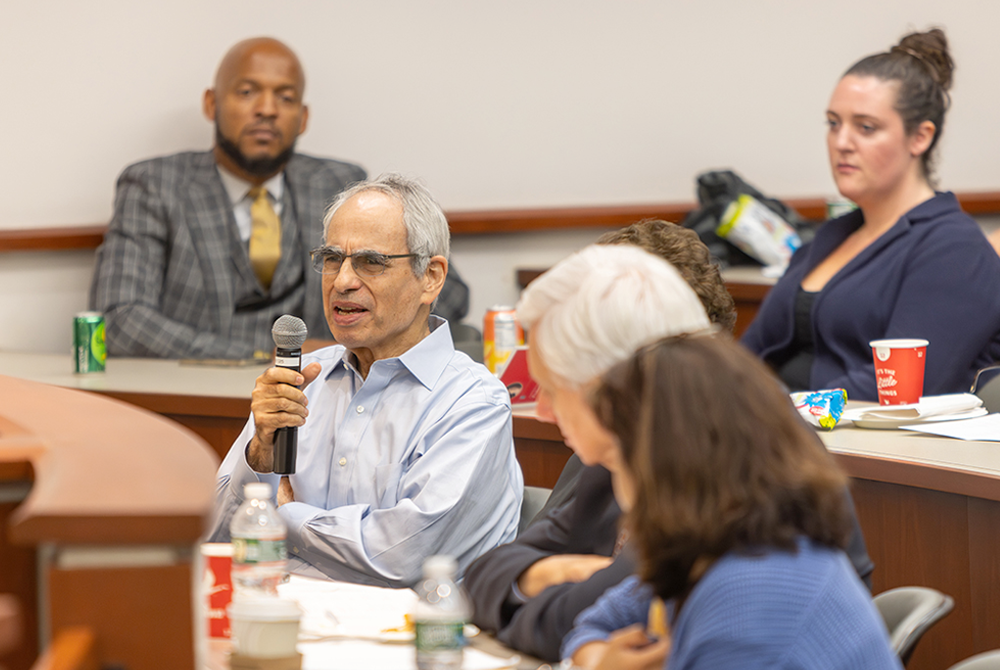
top-left (216, 164), bottom-right (285, 207)
top-left (904, 191), bottom-right (955, 225)
top-left (328, 316), bottom-right (455, 390)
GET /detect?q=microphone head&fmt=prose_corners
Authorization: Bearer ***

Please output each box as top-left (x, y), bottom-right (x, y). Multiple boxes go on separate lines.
top-left (272, 315), bottom-right (309, 350)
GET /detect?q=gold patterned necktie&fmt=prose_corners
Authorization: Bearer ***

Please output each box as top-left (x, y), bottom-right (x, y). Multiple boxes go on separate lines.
top-left (248, 186), bottom-right (281, 291)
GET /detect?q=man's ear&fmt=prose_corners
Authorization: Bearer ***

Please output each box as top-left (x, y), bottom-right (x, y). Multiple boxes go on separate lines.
top-left (421, 256), bottom-right (448, 306)
top-left (299, 104), bottom-right (310, 136)
top-left (202, 89), bottom-right (216, 123)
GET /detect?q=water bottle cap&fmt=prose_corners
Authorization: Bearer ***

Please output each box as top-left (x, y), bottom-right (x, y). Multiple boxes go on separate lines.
top-left (244, 482), bottom-right (272, 501)
top-left (422, 555), bottom-right (457, 578)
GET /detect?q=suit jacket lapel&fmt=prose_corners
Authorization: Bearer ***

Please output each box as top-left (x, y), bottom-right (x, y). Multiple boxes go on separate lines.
top-left (285, 156), bottom-right (330, 336)
top-left (185, 152), bottom-right (244, 334)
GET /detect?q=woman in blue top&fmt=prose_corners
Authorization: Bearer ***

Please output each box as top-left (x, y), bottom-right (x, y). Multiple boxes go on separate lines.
top-left (563, 336), bottom-right (900, 670)
top-left (742, 29), bottom-right (1000, 401)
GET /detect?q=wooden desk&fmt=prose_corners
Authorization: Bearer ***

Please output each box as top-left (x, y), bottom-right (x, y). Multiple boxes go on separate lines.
top-left (0, 373), bottom-right (218, 670)
top-left (0, 353), bottom-right (262, 463)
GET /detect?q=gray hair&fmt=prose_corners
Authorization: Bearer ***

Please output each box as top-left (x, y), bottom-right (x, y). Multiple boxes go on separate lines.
top-left (517, 244), bottom-right (711, 388)
top-left (323, 173), bottom-right (449, 275)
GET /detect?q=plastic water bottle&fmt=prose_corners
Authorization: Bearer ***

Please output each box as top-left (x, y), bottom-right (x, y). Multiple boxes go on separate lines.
top-left (230, 482), bottom-right (287, 598)
top-left (413, 555), bottom-right (470, 670)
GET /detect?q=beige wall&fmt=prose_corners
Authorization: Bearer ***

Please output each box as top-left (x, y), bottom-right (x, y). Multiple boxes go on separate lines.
top-left (2, 1), bottom-right (998, 351)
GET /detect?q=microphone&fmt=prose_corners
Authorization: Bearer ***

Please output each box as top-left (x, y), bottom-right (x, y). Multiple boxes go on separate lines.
top-left (271, 315), bottom-right (308, 475)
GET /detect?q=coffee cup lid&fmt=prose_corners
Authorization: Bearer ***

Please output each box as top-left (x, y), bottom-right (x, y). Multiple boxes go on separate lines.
top-left (869, 338), bottom-right (929, 349)
top-left (200, 542), bottom-right (234, 557)
top-left (228, 597), bottom-right (301, 622)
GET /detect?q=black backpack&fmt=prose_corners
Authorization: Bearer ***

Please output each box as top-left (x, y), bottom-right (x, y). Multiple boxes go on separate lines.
top-left (681, 170), bottom-right (814, 268)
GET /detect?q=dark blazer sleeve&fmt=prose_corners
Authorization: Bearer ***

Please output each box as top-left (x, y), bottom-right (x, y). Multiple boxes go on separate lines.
top-left (530, 454), bottom-right (585, 526)
top-left (497, 552), bottom-right (635, 661)
top-left (465, 465), bottom-right (624, 662)
top-left (466, 492), bottom-right (581, 632)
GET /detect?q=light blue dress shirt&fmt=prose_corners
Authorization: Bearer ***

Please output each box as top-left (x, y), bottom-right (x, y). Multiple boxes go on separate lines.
top-left (210, 317), bottom-right (523, 587)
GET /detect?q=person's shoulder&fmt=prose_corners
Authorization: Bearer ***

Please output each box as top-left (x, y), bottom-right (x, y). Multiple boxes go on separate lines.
top-left (286, 152), bottom-right (367, 186)
top-left (909, 193), bottom-right (997, 255)
top-left (301, 343), bottom-right (348, 380)
top-left (912, 191), bottom-right (979, 231)
top-left (121, 150), bottom-right (212, 173)
top-left (303, 343), bottom-right (347, 365)
top-left (691, 542), bottom-right (848, 613)
top-left (117, 151), bottom-right (216, 185)
top-left (444, 350), bottom-right (511, 408)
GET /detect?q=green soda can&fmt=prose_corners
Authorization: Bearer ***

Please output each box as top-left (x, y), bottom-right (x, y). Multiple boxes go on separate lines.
top-left (73, 312), bottom-right (107, 373)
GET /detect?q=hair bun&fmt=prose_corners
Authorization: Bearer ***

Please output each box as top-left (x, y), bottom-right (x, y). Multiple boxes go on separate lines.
top-left (895, 28), bottom-right (954, 90)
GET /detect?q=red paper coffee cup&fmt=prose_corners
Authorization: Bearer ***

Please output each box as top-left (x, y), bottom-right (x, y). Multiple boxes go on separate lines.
top-left (870, 339), bottom-right (929, 405)
top-left (201, 543), bottom-right (233, 639)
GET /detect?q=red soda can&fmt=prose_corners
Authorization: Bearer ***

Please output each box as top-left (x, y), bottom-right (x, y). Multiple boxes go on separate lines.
top-left (484, 306), bottom-right (524, 374)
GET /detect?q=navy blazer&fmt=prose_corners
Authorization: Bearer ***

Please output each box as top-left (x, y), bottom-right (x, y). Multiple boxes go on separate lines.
top-left (743, 192), bottom-right (1000, 401)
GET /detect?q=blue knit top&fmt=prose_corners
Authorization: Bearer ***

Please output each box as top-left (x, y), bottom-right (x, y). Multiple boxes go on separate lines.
top-left (561, 539), bottom-right (901, 669)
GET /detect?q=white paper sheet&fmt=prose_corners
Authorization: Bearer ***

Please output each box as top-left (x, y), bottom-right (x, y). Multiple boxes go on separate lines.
top-left (901, 413), bottom-right (1000, 441)
top-left (298, 640), bottom-right (518, 670)
top-left (277, 575), bottom-right (519, 670)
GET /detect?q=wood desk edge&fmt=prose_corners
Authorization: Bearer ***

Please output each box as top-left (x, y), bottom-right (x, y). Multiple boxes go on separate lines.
top-left (0, 375), bottom-right (218, 546)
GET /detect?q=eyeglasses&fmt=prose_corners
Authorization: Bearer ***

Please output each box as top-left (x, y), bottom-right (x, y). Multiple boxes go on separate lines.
top-left (310, 247), bottom-right (418, 277)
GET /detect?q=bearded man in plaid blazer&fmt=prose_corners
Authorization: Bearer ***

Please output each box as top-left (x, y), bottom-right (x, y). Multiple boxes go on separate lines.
top-left (90, 37), bottom-right (469, 358)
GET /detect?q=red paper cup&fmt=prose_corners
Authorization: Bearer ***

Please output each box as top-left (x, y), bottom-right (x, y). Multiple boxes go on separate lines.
top-left (201, 543), bottom-right (233, 639)
top-left (870, 339), bottom-right (929, 405)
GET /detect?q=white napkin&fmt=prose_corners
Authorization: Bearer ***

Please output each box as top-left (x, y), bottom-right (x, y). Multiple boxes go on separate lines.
top-left (842, 393), bottom-right (983, 422)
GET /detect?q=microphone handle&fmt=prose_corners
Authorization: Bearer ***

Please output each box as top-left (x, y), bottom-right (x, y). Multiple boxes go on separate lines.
top-left (273, 346), bottom-right (302, 475)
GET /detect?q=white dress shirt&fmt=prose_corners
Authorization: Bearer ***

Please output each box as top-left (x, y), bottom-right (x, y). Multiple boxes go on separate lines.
top-left (216, 166), bottom-right (285, 243)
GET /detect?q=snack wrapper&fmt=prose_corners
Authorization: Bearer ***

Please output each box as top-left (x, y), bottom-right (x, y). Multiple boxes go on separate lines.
top-left (791, 388), bottom-right (847, 430)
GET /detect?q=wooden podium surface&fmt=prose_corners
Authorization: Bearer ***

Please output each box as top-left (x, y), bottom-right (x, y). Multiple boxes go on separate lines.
top-left (4, 352), bottom-right (1000, 669)
top-left (0, 372), bottom-right (219, 670)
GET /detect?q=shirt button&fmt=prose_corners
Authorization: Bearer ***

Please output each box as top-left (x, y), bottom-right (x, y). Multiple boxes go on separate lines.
top-left (356, 406), bottom-right (365, 414)
top-left (339, 457), bottom-right (347, 467)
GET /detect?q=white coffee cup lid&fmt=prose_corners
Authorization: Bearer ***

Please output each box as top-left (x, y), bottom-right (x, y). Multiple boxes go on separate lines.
top-left (869, 338), bottom-right (929, 348)
top-left (200, 542), bottom-right (233, 557)
top-left (229, 597), bottom-right (301, 622)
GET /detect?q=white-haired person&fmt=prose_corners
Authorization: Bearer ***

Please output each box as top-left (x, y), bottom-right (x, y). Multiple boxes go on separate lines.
top-left (464, 241), bottom-right (874, 663)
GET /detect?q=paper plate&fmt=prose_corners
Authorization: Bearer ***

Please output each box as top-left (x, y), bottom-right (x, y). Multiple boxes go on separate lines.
top-left (850, 407), bottom-right (988, 430)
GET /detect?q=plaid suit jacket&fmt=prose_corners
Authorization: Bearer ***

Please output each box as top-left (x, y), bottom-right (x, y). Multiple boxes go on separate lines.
top-left (90, 151), bottom-right (366, 358)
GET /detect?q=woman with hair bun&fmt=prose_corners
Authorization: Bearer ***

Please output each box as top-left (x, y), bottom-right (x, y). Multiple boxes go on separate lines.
top-left (743, 29), bottom-right (1000, 401)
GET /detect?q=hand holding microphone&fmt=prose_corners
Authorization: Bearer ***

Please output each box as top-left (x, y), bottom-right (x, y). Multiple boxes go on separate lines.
top-left (271, 315), bottom-right (309, 475)
top-left (246, 316), bottom-right (321, 475)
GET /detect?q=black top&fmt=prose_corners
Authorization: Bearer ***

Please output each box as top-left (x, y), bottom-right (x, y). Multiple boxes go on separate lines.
top-left (774, 287), bottom-right (818, 391)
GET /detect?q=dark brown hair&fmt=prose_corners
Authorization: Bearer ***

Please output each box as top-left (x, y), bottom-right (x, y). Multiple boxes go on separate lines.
top-left (593, 336), bottom-right (850, 603)
top-left (845, 28), bottom-right (954, 180)
top-left (598, 220), bottom-right (737, 333)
